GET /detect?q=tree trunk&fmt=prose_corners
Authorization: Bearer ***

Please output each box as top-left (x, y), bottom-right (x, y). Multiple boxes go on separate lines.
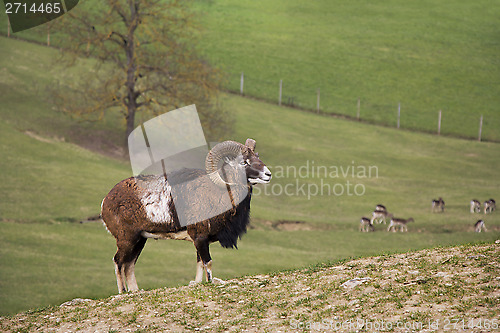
top-left (125, 104), bottom-right (136, 150)
top-left (123, 0), bottom-right (139, 152)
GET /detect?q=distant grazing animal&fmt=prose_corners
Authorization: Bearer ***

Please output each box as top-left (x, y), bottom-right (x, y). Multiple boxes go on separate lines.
top-left (359, 217), bottom-right (374, 232)
top-left (431, 197), bottom-right (445, 212)
top-left (484, 199), bottom-right (496, 214)
top-left (101, 139), bottom-right (271, 293)
top-left (371, 210), bottom-right (393, 225)
top-left (474, 220), bottom-right (487, 233)
top-left (375, 204), bottom-right (387, 212)
top-left (387, 217), bottom-right (414, 232)
top-left (470, 199), bottom-right (481, 213)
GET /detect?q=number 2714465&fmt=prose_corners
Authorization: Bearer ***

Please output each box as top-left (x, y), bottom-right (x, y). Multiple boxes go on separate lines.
top-left (5, 2), bottom-right (62, 14)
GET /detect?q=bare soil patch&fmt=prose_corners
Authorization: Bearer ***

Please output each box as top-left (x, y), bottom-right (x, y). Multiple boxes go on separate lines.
top-left (251, 219), bottom-right (327, 231)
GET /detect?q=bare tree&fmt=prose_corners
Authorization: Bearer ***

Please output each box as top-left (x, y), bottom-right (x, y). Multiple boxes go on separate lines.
top-left (53, 0), bottom-right (229, 149)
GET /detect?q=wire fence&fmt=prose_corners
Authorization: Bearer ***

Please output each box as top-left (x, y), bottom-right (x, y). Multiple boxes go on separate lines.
top-left (1, 24), bottom-right (498, 142)
top-left (226, 71), bottom-right (500, 143)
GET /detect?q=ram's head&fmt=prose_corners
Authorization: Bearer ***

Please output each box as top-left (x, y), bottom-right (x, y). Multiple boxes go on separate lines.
top-left (205, 139), bottom-right (271, 187)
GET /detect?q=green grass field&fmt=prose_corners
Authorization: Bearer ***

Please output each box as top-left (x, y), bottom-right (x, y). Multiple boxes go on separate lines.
top-left (1, 15), bottom-right (500, 317)
top-left (2, 1), bottom-right (499, 140)
top-left (195, 0), bottom-right (500, 141)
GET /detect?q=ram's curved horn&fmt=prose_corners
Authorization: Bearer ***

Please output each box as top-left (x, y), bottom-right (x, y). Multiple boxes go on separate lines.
top-left (205, 141), bottom-right (245, 188)
top-left (245, 138), bottom-right (256, 151)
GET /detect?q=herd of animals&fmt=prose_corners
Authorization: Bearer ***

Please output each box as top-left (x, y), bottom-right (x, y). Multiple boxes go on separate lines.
top-left (359, 198), bottom-right (496, 233)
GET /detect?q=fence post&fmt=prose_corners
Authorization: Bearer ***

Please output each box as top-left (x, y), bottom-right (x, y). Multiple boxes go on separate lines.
top-left (240, 72), bottom-right (244, 95)
top-left (316, 88), bottom-right (320, 113)
top-left (397, 103), bottom-right (401, 129)
top-left (438, 110), bottom-right (442, 135)
top-left (7, 17), bottom-right (10, 37)
top-left (279, 79), bottom-right (282, 106)
top-left (86, 31), bottom-right (90, 53)
top-left (357, 98), bottom-right (360, 120)
top-left (478, 115), bottom-right (483, 142)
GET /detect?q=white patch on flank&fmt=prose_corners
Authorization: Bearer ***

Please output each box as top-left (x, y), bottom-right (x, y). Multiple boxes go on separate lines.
top-left (140, 176), bottom-right (173, 224)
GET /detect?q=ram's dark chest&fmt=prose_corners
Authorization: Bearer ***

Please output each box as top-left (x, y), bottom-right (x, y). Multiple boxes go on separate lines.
top-left (216, 192), bottom-right (252, 249)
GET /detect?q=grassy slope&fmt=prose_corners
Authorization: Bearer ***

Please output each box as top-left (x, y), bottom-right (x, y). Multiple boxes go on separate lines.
top-left (195, 0), bottom-right (500, 141)
top-left (0, 37), bottom-right (130, 314)
top-left (1, 243), bottom-right (498, 332)
top-left (0, 37), bottom-right (499, 316)
top-left (228, 93), bottom-right (500, 228)
top-left (2, 0), bottom-right (499, 140)
top-left (0, 37), bottom-right (128, 222)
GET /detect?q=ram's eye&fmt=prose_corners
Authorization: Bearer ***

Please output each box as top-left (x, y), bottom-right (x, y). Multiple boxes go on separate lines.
top-left (240, 159), bottom-right (250, 166)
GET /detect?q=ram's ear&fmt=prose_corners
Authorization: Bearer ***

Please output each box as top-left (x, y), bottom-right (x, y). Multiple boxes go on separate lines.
top-left (245, 139), bottom-right (256, 151)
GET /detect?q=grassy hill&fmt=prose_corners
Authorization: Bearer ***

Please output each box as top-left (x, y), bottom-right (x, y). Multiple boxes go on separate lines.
top-left (196, 0), bottom-right (500, 141)
top-left (0, 34), bottom-right (499, 317)
top-left (1, 242), bottom-right (498, 332)
top-left (1, 0), bottom-right (499, 141)
top-left (0, 37), bottom-right (131, 314)
top-left (0, 37), bottom-right (129, 222)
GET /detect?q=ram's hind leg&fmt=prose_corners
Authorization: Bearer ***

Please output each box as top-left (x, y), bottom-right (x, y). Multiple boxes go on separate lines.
top-left (114, 260), bottom-right (127, 293)
top-left (113, 236), bottom-right (147, 293)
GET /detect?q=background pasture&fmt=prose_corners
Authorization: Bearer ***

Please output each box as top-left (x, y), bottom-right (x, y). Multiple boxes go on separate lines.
top-left (1, 37), bottom-right (499, 316)
top-left (195, 0), bottom-right (500, 141)
top-left (2, 0), bottom-right (499, 139)
top-left (1, 0), bottom-right (500, 316)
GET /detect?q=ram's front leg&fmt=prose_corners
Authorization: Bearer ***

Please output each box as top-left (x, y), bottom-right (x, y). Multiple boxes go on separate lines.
top-left (194, 252), bottom-right (204, 283)
top-left (190, 237), bottom-right (225, 285)
top-left (192, 251), bottom-right (210, 284)
top-left (189, 237), bottom-right (212, 284)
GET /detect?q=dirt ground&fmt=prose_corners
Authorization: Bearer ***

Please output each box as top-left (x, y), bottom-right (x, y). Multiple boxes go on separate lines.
top-left (1, 241), bottom-right (498, 332)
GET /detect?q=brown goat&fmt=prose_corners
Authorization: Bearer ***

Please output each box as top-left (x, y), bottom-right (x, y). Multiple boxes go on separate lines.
top-left (101, 139), bottom-right (271, 293)
top-left (370, 210), bottom-right (393, 224)
top-left (474, 220), bottom-right (487, 233)
top-left (484, 199), bottom-right (496, 214)
top-left (359, 217), bottom-right (374, 232)
top-left (470, 199), bottom-right (481, 213)
top-left (387, 217), bottom-right (414, 232)
top-left (431, 197), bottom-right (445, 212)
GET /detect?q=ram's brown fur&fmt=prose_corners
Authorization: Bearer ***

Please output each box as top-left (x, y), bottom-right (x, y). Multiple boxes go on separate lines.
top-left (101, 139), bottom-right (271, 293)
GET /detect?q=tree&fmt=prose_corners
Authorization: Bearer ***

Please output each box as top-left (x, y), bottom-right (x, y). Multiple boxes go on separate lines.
top-left (53, 0), bottom-right (229, 149)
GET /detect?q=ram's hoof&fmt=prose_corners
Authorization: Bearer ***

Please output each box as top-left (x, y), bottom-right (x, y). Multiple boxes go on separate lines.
top-left (189, 280), bottom-right (200, 286)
